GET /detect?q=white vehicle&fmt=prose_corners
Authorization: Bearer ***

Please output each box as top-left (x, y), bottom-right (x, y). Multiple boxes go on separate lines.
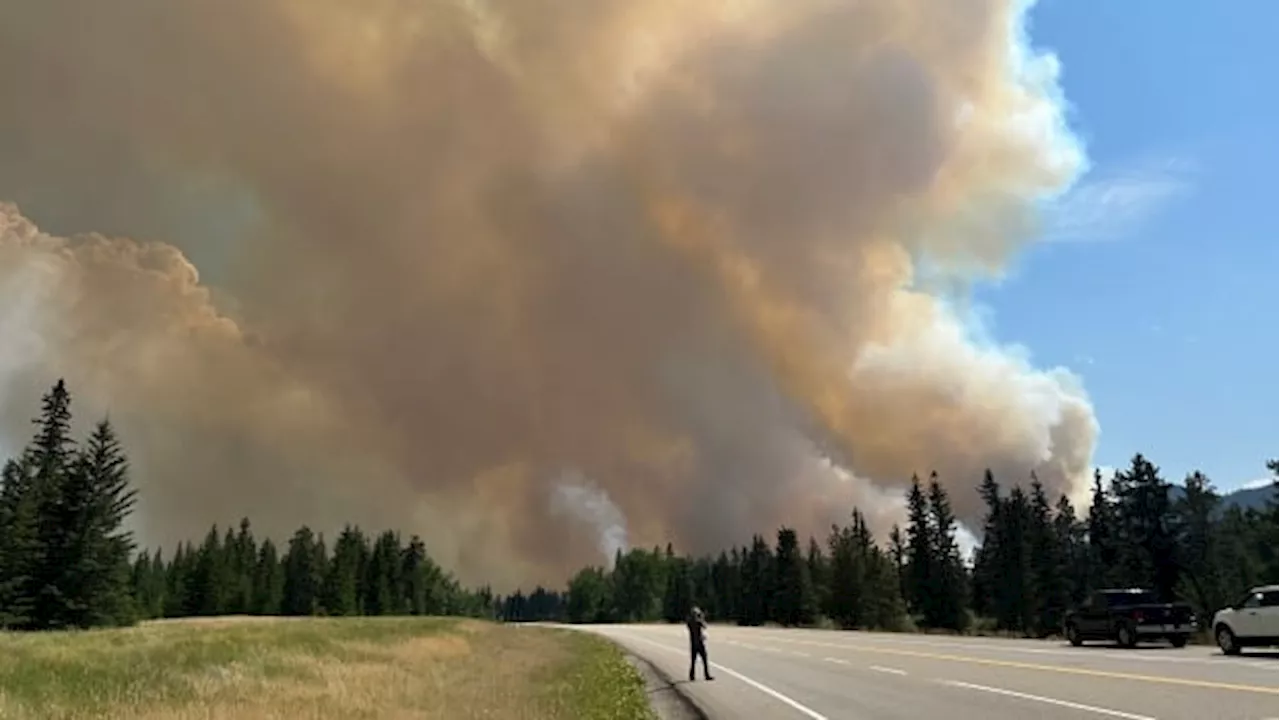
top-left (1212, 584), bottom-right (1279, 655)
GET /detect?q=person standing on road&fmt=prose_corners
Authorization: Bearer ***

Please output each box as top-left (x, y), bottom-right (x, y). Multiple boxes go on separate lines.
top-left (686, 606), bottom-right (714, 682)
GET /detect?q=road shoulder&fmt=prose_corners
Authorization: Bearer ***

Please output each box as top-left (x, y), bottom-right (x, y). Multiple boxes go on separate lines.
top-left (624, 649), bottom-right (708, 720)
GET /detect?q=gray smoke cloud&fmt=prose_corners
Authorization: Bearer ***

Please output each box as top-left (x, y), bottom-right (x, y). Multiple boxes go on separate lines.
top-left (0, 0), bottom-right (1097, 589)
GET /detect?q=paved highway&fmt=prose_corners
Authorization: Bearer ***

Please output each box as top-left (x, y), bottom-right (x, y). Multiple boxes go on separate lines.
top-left (574, 624), bottom-right (1278, 720)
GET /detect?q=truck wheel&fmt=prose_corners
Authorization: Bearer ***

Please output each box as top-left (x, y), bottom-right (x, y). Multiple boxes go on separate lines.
top-left (1215, 625), bottom-right (1240, 656)
top-left (1115, 623), bottom-right (1137, 649)
top-left (1168, 634), bottom-right (1188, 648)
top-left (1066, 623), bottom-right (1083, 647)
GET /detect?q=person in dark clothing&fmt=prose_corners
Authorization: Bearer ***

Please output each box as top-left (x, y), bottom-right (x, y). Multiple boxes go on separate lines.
top-left (686, 606), bottom-right (714, 681)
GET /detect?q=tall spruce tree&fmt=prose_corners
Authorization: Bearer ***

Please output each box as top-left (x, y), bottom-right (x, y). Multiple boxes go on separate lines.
top-left (323, 525), bottom-right (367, 616)
top-left (806, 537), bottom-right (829, 622)
top-left (771, 527), bottom-right (814, 627)
top-left (970, 470), bottom-right (1002, 618)
top-left (1113, 454), bottom-right (1179, 598)
top-left (188, 525), bottom-right (229, 616)
top-left (28, 380), bottom-right (77, 629)
top-left (662, 555), bottom-right (694, 623)
top-left (887, 524), bottom-right (906, 603)
top-left (1028, 477), bottom-right (1067, 637)
top-left (926, 474), bottom-right (968, 631)
top-left (252, 538), bottom-right (283, 615)
top-left (363, 530), bottom-right (403, 616)
top-left (1257, 461), bottom-right (1278, 582)
top-left (72, 420), bottom-right (138, 627)
top-left (998, 484), bottom-right (1033, 632)
top-left (226, 518), bottom-right (257, 615)
top-left (739, 535), bottom-right (773, 626)
top-left (1172, 472), bottom-right (1223, 617)
top-left (903, 475), bottom-right (933, 620)
top-left (282, 527), bottom-right (323, 615)
top-left (0, 459), bottom-right (39, 627)
top-left (1053, 493), bottom-right (1088, 607)
top-left (401, 535), bottom-right (434, 615)
top-left (826, 521), bottom-right (861, 628)
top-left (1086, 468), bottom-right (1117, 589)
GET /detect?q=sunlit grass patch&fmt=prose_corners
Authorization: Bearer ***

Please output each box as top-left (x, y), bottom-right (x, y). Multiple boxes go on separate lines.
top-left (0, 617), bottom-right (655, 720)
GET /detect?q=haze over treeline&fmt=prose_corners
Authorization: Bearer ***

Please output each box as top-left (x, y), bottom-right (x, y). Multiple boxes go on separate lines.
top-left (2, 380), bottom-right (1273, 635)
top-left (0, 0), bottom-right (1099, 588)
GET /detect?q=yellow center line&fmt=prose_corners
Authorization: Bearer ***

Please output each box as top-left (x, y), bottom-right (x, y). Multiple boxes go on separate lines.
top-left (770, 638), bottom-right (1277, 695)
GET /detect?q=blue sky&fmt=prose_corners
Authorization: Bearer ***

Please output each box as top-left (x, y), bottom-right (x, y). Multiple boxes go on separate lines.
top-left (978, 0), bottom-right (1277, 491)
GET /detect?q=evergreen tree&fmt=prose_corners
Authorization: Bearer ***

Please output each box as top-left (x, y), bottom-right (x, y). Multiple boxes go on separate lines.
top-left (863, 533), bottom-right (907, 631)
top-left (75, 420), bottom-right (138, 626)
top-left (226, 518), bottom-right (257, 615)
top-left (1256, 461), bottom-right (1278, 583)
top-left (739, 535), bottom-right (773, 626)
top-left (996, 484), bottom-right (1033, 632)
top-left (1172, 472), bottom-right (1223, 618)
top-left (323, 525), bottom-right (367, 616)
top-left (566, 566), bottom-right (611, 623)
top-left (926, 475), bottom-right (968, 631)
top-left (188, 525), bottom-right (229, 616)
top-left (662, 555), bottom-right (694, 623)
top-left (0, 459), bottom-right (39, 627)
top-left (717, 550), bottom-right (741, 623)
top-left (610, 548), bottom-right (663, 622)
top-left (903, 475), bottom-right (933, 620)
top-left (970, 470), bottom-right (1002, 618)
top-left (1028, 477), bottom-right (1067, 637)
top-left (1113, 454), bottom-right (1179, 599)
top-left (806, 537), bottom-right (829, 622)
top-left (771, 527), bottom-right (814, 626)
top-left (282, 527), bottom-right (323, 615)
top-left (164, 542), bottom-right (194, 617)
top-left (1054, 494), bottom-right (1088, 607)
top-left (690, 557), bottom-right (716, 619)
top-left (887, 524), bottom-right (906, 603)
top-left (252, 538), bottom-right (283, 615)
top-left (1086, 468), bottom-right (1118, 589)
top-left (400, 535), bottom-right (433, 615)
top-left (826, 522), bottom-right (861, 628)
top-left (28, 380), bottom-right (77, 629)
top-left (363, 530), bottom-right (403, 616)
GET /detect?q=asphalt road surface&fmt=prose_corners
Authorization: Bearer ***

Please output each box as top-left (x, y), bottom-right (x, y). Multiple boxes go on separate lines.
top-left (573, 624), bottom-right (1278, 720)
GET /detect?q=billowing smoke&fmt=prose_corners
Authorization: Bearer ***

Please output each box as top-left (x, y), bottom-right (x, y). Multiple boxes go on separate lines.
top-left (0, 0), bottom-right (1098, 589)
top-left (549, 471), bottom-right (631, 567)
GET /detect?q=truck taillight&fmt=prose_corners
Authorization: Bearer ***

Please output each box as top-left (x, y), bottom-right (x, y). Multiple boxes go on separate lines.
top-left (1131, 610), bottom-right (1144, 622)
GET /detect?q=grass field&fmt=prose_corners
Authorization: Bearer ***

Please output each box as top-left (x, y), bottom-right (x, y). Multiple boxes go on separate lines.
top-left (0, 617), bottom-right (657, 720)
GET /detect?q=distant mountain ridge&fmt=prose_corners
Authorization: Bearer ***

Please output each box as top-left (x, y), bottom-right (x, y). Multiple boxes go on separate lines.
top-left (1218, 483), bottom-right (1278, 511)
top-left (1165, 482), bottom-right (1277, 513)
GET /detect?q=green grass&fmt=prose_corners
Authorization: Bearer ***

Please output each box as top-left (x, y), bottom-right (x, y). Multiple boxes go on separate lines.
top-left (0, 616), bottom-right (656, 720)
top-left (537, 630), bottom-right (658, 720)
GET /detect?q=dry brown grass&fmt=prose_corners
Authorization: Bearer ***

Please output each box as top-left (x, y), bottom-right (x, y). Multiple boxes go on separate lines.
top-left (0, 617), bottom-right (654, 720)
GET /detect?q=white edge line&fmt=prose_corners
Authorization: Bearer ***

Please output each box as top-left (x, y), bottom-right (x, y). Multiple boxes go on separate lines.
top-left (619, 632), bottom-right (829, 720)
top-left (943, 680), bottom-right (1155, 720)
top-left (869, 665), bottom-right (907, 675)
top-left (823, 657), bottom-right (849, 665)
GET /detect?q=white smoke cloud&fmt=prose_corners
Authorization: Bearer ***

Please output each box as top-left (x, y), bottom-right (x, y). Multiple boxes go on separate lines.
top-left (549, 470), bottom-right (631, 566)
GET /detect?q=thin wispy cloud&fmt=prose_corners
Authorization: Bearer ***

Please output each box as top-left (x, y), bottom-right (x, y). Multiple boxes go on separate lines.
top-left (1241, 476), bottom-right (1277, 490)
top-left (1041, 157), bottom-right (1195, 244)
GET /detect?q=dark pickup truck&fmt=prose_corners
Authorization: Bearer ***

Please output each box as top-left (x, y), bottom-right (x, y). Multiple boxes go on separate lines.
top-left (1064, 588), bottom-right (1197, 648)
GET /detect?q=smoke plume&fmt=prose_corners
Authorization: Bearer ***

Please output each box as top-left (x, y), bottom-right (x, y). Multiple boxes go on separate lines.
top-left (549, 471), bottom-right (631, 567)
top-left (0, 0), bottom-right (1098, 588)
